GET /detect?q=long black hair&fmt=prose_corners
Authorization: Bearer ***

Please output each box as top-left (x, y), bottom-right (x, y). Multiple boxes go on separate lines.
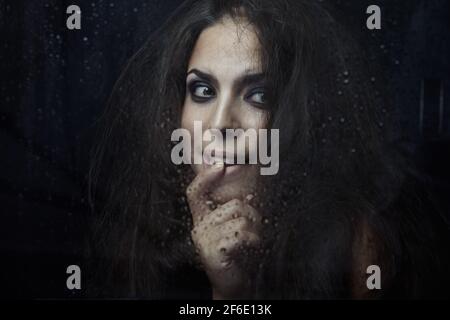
top-left (88, 0), bottom-right (450, 299)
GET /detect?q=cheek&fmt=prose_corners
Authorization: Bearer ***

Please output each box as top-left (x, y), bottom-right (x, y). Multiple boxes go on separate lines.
top-left (239, 107), bottom-right (269, 130)
top-left (236, 108), bottom-right (270, 160)
top-left (181, 102), bottom-right (203, 173)
top-left (180, 102), bottom-right (192, 130)
top-left (180, 101), bottom-right (203, 131)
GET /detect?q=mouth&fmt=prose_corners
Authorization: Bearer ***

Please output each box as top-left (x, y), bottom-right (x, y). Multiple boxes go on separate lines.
top-left (202, 152), bottom-right (245, 178)
top-left (203, 150), bottom-right (238, 165)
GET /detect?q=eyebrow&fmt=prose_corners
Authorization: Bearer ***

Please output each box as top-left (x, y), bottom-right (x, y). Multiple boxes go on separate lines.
top-left (186, 68), bottom-right (266, 90)
top-left (187, 69), bottom-right (219, 88)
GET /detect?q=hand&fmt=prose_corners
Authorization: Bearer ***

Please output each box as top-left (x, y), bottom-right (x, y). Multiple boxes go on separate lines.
top-left (186, 163), bottom-right (263, 299)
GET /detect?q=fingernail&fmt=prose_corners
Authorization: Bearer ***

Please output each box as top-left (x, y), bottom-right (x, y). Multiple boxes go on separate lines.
top-left (214, 162), bottom-right (224, 168)
top-left (246, 194), bottom-right (254, 202)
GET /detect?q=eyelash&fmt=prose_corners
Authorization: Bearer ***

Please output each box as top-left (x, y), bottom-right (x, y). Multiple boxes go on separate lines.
top-left (244, 88), bottom-right (266, 107)
top-left (187, 81), bottom-right (267, 108)
top-left (188, 81), bottom-right (216, 102)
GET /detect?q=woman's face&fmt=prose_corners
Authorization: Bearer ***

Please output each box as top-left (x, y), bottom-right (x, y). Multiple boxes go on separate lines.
top-left (181, 16), bottom-right (269, 205)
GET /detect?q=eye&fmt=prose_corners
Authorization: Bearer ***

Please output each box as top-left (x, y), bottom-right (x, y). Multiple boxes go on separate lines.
top-left (188, 81), bottom-right (215, 102)
top-left (245, 88), bottom-right (266, 106)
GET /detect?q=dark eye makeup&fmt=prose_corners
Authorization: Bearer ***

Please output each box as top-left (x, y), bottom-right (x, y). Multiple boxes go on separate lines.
top-left (244, 87), bottom-right (266, 108)
top-left (187, 80), bottom-right (216, 102)
top-left (186, 78), bottom-right (268, 109)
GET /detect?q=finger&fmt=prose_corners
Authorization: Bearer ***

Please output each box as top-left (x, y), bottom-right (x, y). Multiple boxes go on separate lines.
top-left (200, 201), bottom-right (262, 232)
top-left (194, 213), bottom-right (262, 252)
top-left (192, 215), bottom-right (246, 246)
top-left (186, 163), bottom-right (225, 223)
top-left (199, 199), bottom-right (242, 229)
top-left (209, 216), bottom-right (249, 243)
top-left (216, 230), bottom-right (261, 258)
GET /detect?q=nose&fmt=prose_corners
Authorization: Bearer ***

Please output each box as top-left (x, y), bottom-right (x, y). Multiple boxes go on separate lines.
top-left (208, 93), bottom-right (239, 131)
top-left (204, 94), bottom-right (240, 163)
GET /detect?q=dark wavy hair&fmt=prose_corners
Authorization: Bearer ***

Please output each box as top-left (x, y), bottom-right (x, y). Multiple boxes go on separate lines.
top-left (88, 0), bottom-right (450, 299)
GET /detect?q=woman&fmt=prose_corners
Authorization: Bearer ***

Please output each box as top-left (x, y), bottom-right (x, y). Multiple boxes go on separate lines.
top-left (88, 0), bottom-right (450, 299)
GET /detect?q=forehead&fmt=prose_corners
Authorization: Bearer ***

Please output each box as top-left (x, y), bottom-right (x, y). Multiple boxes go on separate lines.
top-left (188, 16), bottom-right (262, 75)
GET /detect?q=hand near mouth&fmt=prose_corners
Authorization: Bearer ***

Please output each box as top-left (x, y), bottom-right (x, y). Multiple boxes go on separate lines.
top-left (186, 163), bottom-right (263, 299)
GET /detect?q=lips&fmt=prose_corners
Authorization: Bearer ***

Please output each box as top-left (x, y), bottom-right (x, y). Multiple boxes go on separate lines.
top-left (198, 151), bottom-right (244, 181)
top-left (203, 150), bottom-right (241, 166)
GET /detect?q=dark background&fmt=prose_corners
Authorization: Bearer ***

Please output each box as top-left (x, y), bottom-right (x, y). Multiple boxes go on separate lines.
top-left (0, 0), bottom-right (449, 299)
